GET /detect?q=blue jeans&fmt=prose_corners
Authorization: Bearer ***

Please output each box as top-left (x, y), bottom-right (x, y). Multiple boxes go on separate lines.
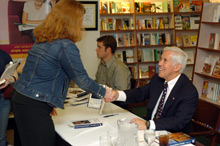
top-left (0, 94), bottom-right (11, 146)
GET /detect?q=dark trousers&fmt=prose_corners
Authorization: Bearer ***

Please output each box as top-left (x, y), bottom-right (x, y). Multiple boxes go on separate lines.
top-left (12, 90), bottom-right (55, 146)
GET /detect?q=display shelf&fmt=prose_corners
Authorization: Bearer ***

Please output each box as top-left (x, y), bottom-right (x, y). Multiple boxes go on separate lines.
top-left (193, 3), bottom-right (220, 108)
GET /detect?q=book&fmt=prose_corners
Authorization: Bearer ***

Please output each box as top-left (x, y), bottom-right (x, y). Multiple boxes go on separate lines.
top-left (180, 0), bottom-right (190, 12)
top-left (139, 65), bottom-right (149, 78)
top-left (190, 35), bottom-right (197, 46)
top-left (69, 118), bottom-right (103, 129)
top-left (174, 0), bottom-right (181, 12)
top-left (201, 56), bottom-right (218, 75)
top-left (201, 80), bottom-right (209, 98)
top-left (141, 49), bottom-right (154, 62)
top-left (154, 2), bottom-right (163, 13)
top-left (182, 16), bottom-right (191, 30)
top-left (0, 61), bottom-right (20, 84)
top-left (176, 33), bottom-right (182, 47)
top-left (209, 33), bottom-right (219, 49)
top-left (182, 35), bottom-right (191, 47)
top-left (191, 0), bottom-right (203, 12)
top-left (16, 23), bottom-right (38, 31)
top-left (175, 15), bottom-right (183, 30)
top-left (168, 132), bottom-right (196, 146)
top-left (126, 50), bottom-right (134, 63)
top-left (149, 65), bottom-right (156, 78)
top-left (190, 16), bottom-right (200, 29)
top-left (212, 58), bottom-right (220, 77)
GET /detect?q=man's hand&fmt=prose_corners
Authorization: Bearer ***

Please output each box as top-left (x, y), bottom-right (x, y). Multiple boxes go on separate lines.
top-left (130, 118), bottom-right (147, 130)
top-left (104, 89), bottom-right (119, 103)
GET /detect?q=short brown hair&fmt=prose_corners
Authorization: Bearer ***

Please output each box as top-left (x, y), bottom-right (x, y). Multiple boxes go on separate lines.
top-left (34, 0), bottom-right (85, 43)
top-left (97, 35), bottom-right (117, 54)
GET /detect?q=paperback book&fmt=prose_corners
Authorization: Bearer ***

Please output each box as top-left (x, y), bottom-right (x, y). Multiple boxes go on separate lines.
top-left (168, 132), bottom-right (196, 146)
top-left (69, 118), bottom-right (103, 129)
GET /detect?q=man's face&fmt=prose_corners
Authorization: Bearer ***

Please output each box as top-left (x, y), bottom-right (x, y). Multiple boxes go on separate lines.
top-left (96, 42), bottom-right (108, 59)
top-left (158, 50), bottom-right (180, 81)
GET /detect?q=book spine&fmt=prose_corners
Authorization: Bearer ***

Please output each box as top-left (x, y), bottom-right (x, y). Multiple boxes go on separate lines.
top-left (74, 123), bottom-right (103, 129)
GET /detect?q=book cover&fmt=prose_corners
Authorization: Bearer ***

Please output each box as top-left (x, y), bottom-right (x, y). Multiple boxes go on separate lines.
top-left (175, 15), bottom-right (183, 30)
top-left (126, 50), bottom-right (134, 63)
top-left (141, 49), bottom-right (154, 62)
top-left (70, 118), bottom-right (103, 129)
top-left (115, 50), bottom-right (123, 62)
top-left (143, 2), bottom-right (151, 13)
top-left (135, 2), bottom-right (140, 13)
top-left (201, 80), bottom-right (209, 98)
top-left (139, 65), bottom-right (149, 78)
top-left (180, 0), bottom-right (190, 12)
top-left (121, 2), bottom-right (130, 13)
top-left (154, 2), bottom-right (163, 13)
top-left (191, 0), bottom-right (203, 12)
top-left (182, 16), bottom-right (191, 30)
top-left (116, 19), bottom-right (122, 30)
top-left (212, 58), bottom-right (220, 77)
top-left (174, 0), bottom-right (181, 12)
top-left (176, 33), bottom-right (182, 47)
top-left (190, 16), bottom-right (200, 29)
top-left (162, 1), bottom-right (168, 12)
top-left (150, 4), bottom-right (156, 13)
top-left (168, 132), bottom-right (196, 146)
top-left (190, 35), bottom-right (197, 46)
top-left (182, 35), bottom-right (191, 47)
top-left (116, 33), bottom-right (124, 47)
top-left (209, 33), bottom-right (216, 49)
top-left (201, 56), bottom-right (218, 75)
top-left (149, 65), bottom-right (156, 78)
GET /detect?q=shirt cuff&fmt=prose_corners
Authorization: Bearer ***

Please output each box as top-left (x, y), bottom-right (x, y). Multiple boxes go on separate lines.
top-left (117, 91), bottom-right (126, 102)
top-left (149, 120), bottom-right (156, 130)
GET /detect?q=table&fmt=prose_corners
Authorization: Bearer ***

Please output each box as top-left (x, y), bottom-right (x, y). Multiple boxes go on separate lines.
top-left (53, 103), bottom-right (195, 146)
top-left (53, 102), bottom-right (142, 146)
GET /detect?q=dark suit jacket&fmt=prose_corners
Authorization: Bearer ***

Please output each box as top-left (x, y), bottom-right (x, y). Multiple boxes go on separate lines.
top-left (124, 73), bottom-right (198, 133)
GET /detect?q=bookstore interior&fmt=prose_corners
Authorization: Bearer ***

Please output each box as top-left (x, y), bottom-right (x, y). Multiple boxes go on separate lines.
top-left (99, 0), bottom-right (220, 145)
top-left (2, 0), bottom-right (220, 145)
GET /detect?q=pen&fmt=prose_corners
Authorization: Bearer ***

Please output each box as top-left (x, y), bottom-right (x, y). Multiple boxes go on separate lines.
top-left (103, 114), bottom-right (119, 118)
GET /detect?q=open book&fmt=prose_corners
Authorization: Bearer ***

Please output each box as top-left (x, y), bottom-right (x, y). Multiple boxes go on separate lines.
top-left (15, 23), bottom-right (38, 31)
top-left (0, 61), bottom-right (20, 85)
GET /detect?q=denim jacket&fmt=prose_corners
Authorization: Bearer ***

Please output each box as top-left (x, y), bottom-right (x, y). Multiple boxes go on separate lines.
top-left (14, 39), bottom-right (106, 109)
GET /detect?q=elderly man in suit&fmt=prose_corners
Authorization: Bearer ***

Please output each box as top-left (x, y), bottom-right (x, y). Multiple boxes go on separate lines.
top-left (108, 46), bottom-right (198, 133)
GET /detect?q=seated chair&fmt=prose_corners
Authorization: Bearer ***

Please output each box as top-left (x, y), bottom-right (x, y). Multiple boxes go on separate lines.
top-left (8, 0), bottom-right (34, 44)
top-left (188, 99), bottom-right (220, 146)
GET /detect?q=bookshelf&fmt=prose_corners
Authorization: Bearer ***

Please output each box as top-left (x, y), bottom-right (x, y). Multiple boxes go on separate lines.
top-left (99, 0), bottom-right (205, 86)
top-left (192, 3), bottom-right (220, 106)
top-left (99, 0), bottom-right (174, 86)
top-left (173, 0), bottom-right (204, 80)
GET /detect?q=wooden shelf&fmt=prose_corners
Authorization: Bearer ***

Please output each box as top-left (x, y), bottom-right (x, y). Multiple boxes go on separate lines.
top-left (174, 12), bottom-right (201, 15)
top-left (194, 72), bottom-right (220, 81)
top-left (199, 97), bottom-right (220, 107)
top-left (198, 47), bottom-right (220, 52)
top-left (100, 13), bottom-right (134, 16)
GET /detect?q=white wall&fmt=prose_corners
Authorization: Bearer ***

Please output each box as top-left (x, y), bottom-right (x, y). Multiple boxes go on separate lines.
top-left (76, 0), bottom-right (100, 79)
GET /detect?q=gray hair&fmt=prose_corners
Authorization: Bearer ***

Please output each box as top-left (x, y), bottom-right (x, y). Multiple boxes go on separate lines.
top-left (163, 46), bottom-right (188, 73)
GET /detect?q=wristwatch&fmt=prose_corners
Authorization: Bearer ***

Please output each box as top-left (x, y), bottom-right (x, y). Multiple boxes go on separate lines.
top-left (146, 121), bottom-right (150, 129)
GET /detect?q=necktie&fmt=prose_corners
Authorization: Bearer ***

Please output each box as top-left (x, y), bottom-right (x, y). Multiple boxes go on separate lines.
top-left (154, 82), bottom-right (168, 119)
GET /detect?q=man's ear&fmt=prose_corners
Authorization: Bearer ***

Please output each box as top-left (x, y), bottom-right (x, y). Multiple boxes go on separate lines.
top-left (106, 47), bottom-right (112, 53)
top-left (174, 64), bottom-right (182, 72)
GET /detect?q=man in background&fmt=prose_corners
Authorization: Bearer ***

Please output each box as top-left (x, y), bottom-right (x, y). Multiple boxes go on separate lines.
top-left (95, 35), bottom-right (131, 108)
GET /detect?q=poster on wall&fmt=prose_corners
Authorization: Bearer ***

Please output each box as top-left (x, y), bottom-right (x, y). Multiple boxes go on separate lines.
top-left (0, 0), bottom-right (58, 60)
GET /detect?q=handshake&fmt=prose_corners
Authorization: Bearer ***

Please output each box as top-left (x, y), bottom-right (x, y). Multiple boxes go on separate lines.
top-left (103, 86), bottom-right (119, 103)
